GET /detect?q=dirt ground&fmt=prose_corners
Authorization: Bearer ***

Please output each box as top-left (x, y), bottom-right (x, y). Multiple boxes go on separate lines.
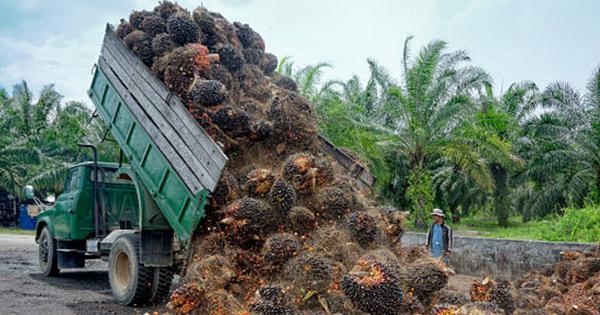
top-left (0, 233), bottom-right (477, 314)
top-left (0, 233), bottom-right (169, 315)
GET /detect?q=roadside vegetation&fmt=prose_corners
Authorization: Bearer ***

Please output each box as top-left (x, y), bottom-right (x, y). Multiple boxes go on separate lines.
top-left (0, 227), bottom-right (35, 235)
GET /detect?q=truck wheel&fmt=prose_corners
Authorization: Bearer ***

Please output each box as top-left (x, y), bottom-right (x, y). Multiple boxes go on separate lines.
top-left (38, 226), bottom-right (60, 276)
top-left (150, 267), bottom-right (174, 303)
top-left (108, 234), bottom-right (153, 305)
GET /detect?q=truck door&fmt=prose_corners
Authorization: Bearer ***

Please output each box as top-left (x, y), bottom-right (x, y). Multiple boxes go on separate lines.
top-left (53, 168), bottom-right (81, 240)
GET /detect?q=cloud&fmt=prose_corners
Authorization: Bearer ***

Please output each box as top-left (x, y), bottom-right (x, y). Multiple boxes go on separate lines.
top-left (0, 31), bottom-right (100, 103)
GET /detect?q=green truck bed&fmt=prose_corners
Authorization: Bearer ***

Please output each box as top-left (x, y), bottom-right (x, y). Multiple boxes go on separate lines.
top-left (88, 25), bottom-right (227, 242)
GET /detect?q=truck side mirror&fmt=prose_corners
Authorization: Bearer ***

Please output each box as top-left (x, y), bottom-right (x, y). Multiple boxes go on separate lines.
top-left (24, 185), bottom-right (35, 201)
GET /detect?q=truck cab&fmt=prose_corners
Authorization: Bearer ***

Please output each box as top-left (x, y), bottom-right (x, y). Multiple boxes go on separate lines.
top-left (35, 159), bottom-right (176, 305)
top-left (36, 162), bottom-right (137, 243)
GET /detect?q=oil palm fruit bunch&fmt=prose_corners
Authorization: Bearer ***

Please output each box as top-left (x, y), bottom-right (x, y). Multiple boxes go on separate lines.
top-left (347, 211), bottom-right (379, 248)
top-left (407, 261), bottom-right (449, 304)
top-left (249, 120), bottom-right (273, 141)
top-left (261, 53), bottom-right (278, 74)
top-left (283, 152), bottom-right (317, 191)
top-left (116, 19), bottom-right (134, 39)
top-left (469, 277), bottom-right (494, 302)
top-left (341, 257), bottom-right (403, 315)
top-left (160, 46), bottom-right (208, 95)
top-left (210, 106), bottom-right (250, 137)
top-left (152, 33), bottom-right (176, 57)
top-left (470, 277), bottom-right (514, 315)
top-left (268, 180), bottom-right (297, 215)
top-left (251, 285), bottom-right (297, 315)
top-left (282, 152), bottom-right (333, 192)
top-left (123, 30), bottom-right (154, 66)
top-left (493, 280), bottom-right (515, 315)
top-left (242, 169), bottom-right (276, 197)
top-left (268, 93), bottom-right (316, 147)
top-left (139, 15), bottom-right (166, 37)
top-left (284, 253), bottom-right (333, 293)
top-left (190, 79), bottom-right (228, 107)
top-left (287, 206), bottom-right (317, 234)
top-left (166, 13), bottom-right (199, 45)
top-left (209, 171), bottom-right (238, 210)
top-left (217, 45), bottom-right (245, 72)
top-left (262, 233), bottom-right (300, 267)
top-left (234, 22), bottom-right (265, 50)
top-left (314, 186), bottom-right (352, 219)
top-left (129, 10), bottom-right (153, 29)
top-left (273, 74), bottom-right (298, 91)
top-left (221, 197), bottom-right (274, 244)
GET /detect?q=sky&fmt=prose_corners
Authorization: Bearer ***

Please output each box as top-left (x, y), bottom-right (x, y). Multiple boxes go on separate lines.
top-left (0, 0), bottom-right (599, 103)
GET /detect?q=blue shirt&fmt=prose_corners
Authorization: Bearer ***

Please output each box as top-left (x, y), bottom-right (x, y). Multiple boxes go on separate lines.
top-left (431, 224), bottom-right (444, 258)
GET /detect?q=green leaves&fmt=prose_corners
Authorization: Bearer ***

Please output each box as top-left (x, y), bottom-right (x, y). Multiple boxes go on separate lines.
top-left (0, 81), bottom-right (118, 198)
top-left (280, 49), bottom-right (600, 227)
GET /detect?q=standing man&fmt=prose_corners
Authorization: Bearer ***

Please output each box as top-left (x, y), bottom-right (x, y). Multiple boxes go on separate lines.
top-left (425, 208), bottom-right (452, 264)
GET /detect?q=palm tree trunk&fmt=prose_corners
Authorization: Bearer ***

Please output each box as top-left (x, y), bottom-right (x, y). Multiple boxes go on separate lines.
top-left (492, 163), bottom-right (509, 227)
top-left (408, 163), bottom-right (433, 229)
top-left (450, 205), bottom-right (461, 224)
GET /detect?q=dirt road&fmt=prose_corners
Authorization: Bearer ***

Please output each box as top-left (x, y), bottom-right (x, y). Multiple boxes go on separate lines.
top-left (0, 233), bottom-right (167, 315)
top-left (0, 233), bottom-right (477, 314)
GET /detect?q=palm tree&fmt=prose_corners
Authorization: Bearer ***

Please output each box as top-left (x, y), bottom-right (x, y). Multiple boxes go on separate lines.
top-left (474, 82), bottom-right (534, 226)
top-left (514, 67), bottom-right (600, 219)
top-left (276, 56), bottom-right (336, 102)
top-left (380, 37), bottom-right (520, 227)
top-left (0, 81), bottom-right (118, 197)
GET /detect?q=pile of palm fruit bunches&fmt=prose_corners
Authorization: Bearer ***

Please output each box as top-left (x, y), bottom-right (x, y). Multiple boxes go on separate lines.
top-left (118, 3), bottom-right (600, 315)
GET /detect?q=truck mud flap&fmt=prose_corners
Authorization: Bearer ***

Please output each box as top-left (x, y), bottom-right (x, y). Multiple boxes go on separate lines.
top-left (141, 230), bottom-right (173, 267)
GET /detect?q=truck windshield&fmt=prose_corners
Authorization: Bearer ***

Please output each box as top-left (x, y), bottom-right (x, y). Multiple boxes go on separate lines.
top-left (90, 168), bottom-right (130, 184)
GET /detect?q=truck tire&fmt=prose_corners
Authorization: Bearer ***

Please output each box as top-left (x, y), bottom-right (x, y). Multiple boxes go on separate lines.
top-left (38, 226), bottom-right (60, 276)
top-left (108, 234), bottom-right (154, 305)
top-left (150, 267), bottom-right (174, 303)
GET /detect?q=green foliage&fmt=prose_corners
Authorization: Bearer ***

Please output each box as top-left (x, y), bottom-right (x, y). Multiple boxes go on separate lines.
top-left (433, 208), bottom-right (600, 243)
top-left (536, 207), bottom-right (600, 243)
top-left (406, 169), bottom-right (433, 229)
top-left (0, 81), bottom-right (118, 198)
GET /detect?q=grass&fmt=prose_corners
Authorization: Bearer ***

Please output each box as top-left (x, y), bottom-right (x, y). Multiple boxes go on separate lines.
top-left (0, 227), bottom-right (35, 235)
top-left (406, 206), bottom-right (600, 243)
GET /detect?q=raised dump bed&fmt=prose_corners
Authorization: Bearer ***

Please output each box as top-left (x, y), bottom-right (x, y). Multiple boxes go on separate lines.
top-left (88, 25), bottom-right (228, 242)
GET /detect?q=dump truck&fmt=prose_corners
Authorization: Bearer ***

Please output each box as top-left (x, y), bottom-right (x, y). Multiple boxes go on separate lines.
top-left (34, 24), bottom-right (228, 305)
top-left (34, 24), bottom-right (374, 306)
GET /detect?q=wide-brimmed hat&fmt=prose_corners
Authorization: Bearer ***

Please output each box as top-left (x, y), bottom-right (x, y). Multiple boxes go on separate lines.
top-left (430, 208), bottom-right (445, 217)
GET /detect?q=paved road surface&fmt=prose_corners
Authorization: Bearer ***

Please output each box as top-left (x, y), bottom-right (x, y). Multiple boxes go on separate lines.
top-left (0, 233), bottom-right (167, 315)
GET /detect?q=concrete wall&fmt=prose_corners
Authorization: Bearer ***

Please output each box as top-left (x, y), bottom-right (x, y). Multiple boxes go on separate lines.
top-left (402, 232), bottom-right (596, 280)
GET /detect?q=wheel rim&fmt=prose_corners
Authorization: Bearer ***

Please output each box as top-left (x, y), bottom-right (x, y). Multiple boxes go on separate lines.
top-left (39, 233), bottom-right (49, 265)
top-left (114, 251), bottom-right (132, 292)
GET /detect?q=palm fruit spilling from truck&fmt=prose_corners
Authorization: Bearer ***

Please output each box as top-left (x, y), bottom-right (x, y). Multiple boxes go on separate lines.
top-left (102, 2), bottom-right (523, 314)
